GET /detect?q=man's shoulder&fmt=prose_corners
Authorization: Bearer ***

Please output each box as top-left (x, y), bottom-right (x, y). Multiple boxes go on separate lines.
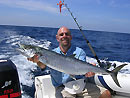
top-left (52, 47), bottom-right (58, 51)
top-left (52, 46), bottom-right (85, 55)
top-left (75, 47), bottom-right (85, 53)
top-left (52, 47), bottom-right (60, 53)
top-left (73, 46), bottom-right (86, 61)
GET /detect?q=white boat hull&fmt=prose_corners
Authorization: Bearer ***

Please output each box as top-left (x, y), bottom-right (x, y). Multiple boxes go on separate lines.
top-left (35, 74), bottom-right (130, 98)
top-left (94, 74), bottom-right (130, 98)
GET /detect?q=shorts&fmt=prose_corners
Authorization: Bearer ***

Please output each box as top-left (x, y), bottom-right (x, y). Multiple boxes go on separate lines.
top-left (61, 82), bottom-right (107, 98)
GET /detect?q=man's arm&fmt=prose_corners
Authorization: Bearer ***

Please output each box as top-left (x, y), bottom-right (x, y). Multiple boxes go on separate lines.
top-left (27, 54), bottom-right (46, 69)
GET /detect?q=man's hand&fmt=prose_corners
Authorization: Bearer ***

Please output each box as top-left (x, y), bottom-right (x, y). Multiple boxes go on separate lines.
top-left (85, 72), bottom-right (95, 77)
top-left (28, 54), bottom-right (46, 69)
top-left (85, 62), bottom-right (96, 77)
top-left (27, 54), bottom-right (39, 63)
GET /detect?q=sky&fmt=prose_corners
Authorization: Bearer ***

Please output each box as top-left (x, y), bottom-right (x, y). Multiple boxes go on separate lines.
top-left (0, 0), bottom-right (130, 33)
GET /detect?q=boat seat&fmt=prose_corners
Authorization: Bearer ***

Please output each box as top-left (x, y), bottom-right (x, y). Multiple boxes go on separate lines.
top-left (35, 75), bottom-right (55, 98)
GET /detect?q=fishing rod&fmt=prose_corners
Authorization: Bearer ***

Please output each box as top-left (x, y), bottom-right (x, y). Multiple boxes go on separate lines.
top-left (64, 4), bottom-right (102, 67)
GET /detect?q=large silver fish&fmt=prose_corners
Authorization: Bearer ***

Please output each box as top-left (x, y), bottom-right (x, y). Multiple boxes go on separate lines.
top-left (17, 44), bottom-right (127, 87)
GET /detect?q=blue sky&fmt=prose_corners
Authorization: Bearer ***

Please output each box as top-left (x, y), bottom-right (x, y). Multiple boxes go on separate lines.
top-left (0, 0), bottom-right (130, 33)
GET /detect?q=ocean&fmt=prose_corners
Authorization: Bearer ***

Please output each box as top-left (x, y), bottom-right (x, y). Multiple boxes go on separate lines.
top-left (0, 25), bottom-right (130, 98)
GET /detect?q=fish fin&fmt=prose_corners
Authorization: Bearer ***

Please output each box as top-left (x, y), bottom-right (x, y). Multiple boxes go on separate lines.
top-left (110, 64), bottom-right (127, 87)
top-left (69, 54), bottom-right (76, 58)
top-left (70, 75), bottom-right (77, 80)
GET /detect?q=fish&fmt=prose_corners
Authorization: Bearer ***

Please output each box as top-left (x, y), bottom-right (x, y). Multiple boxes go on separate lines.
top-left (17, 44), bottom-right (127, 87)
top-left (57, 0), bottom-right (64, 13)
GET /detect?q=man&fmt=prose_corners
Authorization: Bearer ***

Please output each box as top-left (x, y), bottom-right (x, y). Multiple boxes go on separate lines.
top-left (28, 26), bottom-right (111, 98)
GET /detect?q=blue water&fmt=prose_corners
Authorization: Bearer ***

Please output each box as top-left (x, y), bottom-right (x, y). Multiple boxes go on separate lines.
top-left (0, 25), bottom-right (130, 98)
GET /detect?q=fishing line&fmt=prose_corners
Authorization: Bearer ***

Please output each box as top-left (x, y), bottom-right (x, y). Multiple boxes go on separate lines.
top-left (64, 3), bottom-right (102, 67)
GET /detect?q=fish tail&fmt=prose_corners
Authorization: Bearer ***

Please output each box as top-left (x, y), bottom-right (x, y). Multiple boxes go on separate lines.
top-left (109, 64), bottom-right (127, 87)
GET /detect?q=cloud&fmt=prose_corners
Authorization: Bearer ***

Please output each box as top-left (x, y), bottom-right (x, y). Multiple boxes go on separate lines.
top-left (109, 0), bottom-right (130, 8)
top-left (0, 0), bottom-right (58, 13)
top-left (95, 0), bottom-right (130, 8)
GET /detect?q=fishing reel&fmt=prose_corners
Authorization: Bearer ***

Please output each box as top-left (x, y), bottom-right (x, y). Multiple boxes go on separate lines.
top-left (99, 58), bottom-right (116, 70)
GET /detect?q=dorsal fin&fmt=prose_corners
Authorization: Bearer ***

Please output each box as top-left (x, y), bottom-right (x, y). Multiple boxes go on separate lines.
top-left (69, 54), bottom-right (76, 58)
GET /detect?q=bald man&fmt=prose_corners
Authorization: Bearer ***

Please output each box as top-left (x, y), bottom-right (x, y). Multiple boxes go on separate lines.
top-left (28, 26), bottom-right (111, 98)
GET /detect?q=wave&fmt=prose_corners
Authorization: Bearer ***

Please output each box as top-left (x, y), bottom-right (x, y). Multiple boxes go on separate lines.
top-left (0, 30), bottom-right (51, 97)
top-left (0, 27), bottom-right (130, 98)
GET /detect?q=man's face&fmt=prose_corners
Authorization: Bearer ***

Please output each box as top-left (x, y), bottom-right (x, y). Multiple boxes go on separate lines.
top-left (56, 27), bottom-right (72, 47)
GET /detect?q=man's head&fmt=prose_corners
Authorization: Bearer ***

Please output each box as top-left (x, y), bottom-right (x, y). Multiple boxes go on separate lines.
top-left (56, 26), bottom-right (72, 48)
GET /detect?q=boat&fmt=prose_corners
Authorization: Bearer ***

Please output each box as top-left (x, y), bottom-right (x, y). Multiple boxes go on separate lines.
top-left (34, 74), bottom-right (130, 98)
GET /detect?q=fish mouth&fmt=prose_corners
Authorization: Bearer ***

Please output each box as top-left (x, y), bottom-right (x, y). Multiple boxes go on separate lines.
top-left (16, 44), bottom-right (35, 58)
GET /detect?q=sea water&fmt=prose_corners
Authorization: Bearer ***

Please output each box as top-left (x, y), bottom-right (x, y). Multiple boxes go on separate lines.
top-left (0, 25), bottom-right (130, 98)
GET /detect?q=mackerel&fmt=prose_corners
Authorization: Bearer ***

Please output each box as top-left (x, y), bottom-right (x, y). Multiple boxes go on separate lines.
top-left (17, 44), bottom-right (127, 87)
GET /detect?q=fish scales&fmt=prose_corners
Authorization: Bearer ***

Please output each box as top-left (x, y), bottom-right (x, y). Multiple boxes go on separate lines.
top-left (33, 47), bottom-right (108, 75)
top-left (17, 44), bottom-right (127, 87)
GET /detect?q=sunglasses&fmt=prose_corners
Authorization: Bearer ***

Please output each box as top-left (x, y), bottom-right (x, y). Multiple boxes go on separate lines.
top-left (58, 33), bottom-right (71, 36)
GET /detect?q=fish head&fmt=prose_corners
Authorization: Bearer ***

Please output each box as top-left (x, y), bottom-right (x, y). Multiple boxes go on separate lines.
top-left (17, 44), bottom-right (42, 58)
